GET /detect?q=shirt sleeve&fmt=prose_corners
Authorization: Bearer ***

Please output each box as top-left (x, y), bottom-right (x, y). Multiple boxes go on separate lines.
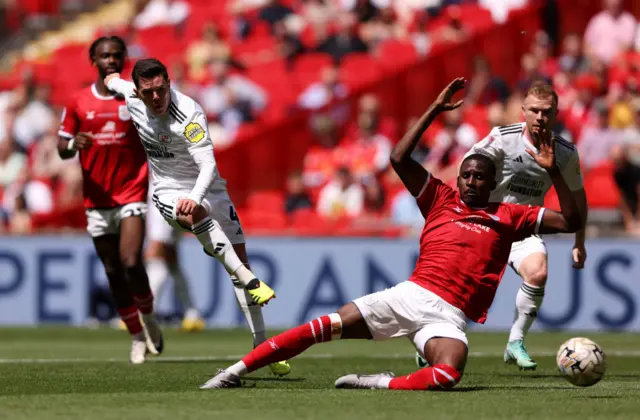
top-left (562, 150), bottom-right (584, 191)
top-left (415, 174), bottom-right (451, 217)
top-left (464, 126), bottom-right (504, 163)
top-left (183, 108), bottom-right (216, 204)
top-left (510, 204), bottom-right (546, 242)
top-left (106, 77), bottom-right (136, 100)
top-left (58, 98), bottom-right (79, 139)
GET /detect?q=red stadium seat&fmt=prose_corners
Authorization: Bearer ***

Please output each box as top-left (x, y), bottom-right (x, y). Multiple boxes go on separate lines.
top-left (375, 40), bottom-right (418, 73)
top-left (340, 54), bottom-right (382, 90)
top-left (583, 164), bottom-right (621, 209)
top-left (246, 190), bottom-right (285, 212)
top-left (292, 53), bottom-right (334, 88)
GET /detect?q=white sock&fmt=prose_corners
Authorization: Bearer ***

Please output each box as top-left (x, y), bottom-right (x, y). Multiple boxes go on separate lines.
top-left (509, 283), bottom-right (545, 342)
top-left (378, 377), bottom-right (393, 389)
top-left (232, 279), bottom-right (267, 347)
top-left (169, 264), bottom-right (196, 313)
top-left (146, 259), bottom-right (170, 301)
top-left (192, 217), bottom-right (256, 287)
top-left (227, 360), bottom-right (248, 377)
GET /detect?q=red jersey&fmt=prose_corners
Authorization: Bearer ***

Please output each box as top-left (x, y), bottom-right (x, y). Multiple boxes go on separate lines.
top-left (59, 84), bottom-right (148, 208)
top-left (409, 176), bottom-right (544, 323)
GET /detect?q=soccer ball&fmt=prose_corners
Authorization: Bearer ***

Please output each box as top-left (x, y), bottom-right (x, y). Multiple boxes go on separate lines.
top-left (556, 337), bottom-right (606, 387)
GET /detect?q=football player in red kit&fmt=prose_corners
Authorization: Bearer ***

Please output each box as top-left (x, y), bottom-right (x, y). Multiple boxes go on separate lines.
top-left (200, 78), bottom-right (582, 390)
top-left (58, 36), bottom-right (163, 364)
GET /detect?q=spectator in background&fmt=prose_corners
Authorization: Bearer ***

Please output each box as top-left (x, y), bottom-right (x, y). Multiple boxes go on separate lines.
top-left (479, 0), bottom-right (527, 24)
top-left (584, 0), bottom-right (637, 66)
top-left (577, 99), bottom-right (621, 170)
top-left (317, 12), bottom-right (368, 63)
top-left (359, 7), bottom-right (406, 51)
top-left (410, 16), bottom-right (432, 57)
top-left (342, 96), bottom-right (393, 180)
top-left (362, 177), bottom-right (385, 214)
top-left (200, 59), bottom-right (268, 138)
top-left (565, 73), bottom-right (600, 140)
top-left (298, 65), bottom-right (348, 110)
top-left (317, 166), bottom-right (363, 218)
top-left (531, 31), bottom-right (558, 80)
top-left (303, 115), bottom-right (341, 188)
top-left (259, 0), bottom-right (294, 28)
top-left (133, 0), bottom-right (190, 29)
top-left (185, 23), bottom-right (232, 81)
top-left (284, 171), bottom-right (313, 215)
top-left (168, 61), bottom-right (199, 99)
top-left (345, 93), bottom-right (396, 143)
top-left (12, 84), bottom-right (54, 151)
top-left (274, 19), bottom-right (306, 64)
top-left (517, 53), bottom-right (550, 93)
top-left (612, 98), bottom-right (640, 232)
top-left (0, 138), bottom-right (26, 187)
top-left (424, 107), bottom-right (478, 179)
top-left (558, 33), bottom-right (590, 75)
top-left (466, 55), bottom-right (510, 106)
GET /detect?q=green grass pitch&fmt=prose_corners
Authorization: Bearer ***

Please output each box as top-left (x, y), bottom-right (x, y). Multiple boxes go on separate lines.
top-left (1, 328), bottom-right (639, 419)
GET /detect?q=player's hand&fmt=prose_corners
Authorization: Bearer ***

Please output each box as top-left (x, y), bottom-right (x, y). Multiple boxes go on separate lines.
top-left (176, 199), bottom-right (198, 216)
top-left (526, 134), bottom-right (556, 170)
top-left (572, 244), bottom-right (587, 269)
top-left (104, 72), bottom-right (121, 88)
top-left (74, 132), bottom-right (94, 149)
top-left (434, 77), bottom-right (466, 112)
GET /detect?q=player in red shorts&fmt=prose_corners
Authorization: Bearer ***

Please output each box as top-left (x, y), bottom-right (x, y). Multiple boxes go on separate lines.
top-left (200, 78), bottom-right (582, 390)
top-left (57, 36), bottom-right (163, 364)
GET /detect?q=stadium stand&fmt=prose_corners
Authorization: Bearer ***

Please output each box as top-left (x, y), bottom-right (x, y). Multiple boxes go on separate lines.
top-left (1, 0), bottom-right (640, 237)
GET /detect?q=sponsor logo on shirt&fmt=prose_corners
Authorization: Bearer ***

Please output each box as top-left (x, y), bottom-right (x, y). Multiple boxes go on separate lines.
top-left (184, 122), bottom-right (205, 143)
top-left (507, 175), bottom-right (545, 197)
top-left (118, 105), bottom-right (131, 121)
top-left (159, 132), bottom-right (172, 144)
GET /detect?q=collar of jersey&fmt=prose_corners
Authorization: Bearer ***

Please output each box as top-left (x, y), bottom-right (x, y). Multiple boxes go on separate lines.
top-left (457, 196), bottom-right (488, 210)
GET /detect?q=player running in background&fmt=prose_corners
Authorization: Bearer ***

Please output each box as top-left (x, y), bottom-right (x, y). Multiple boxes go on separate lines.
top-left (145, 186), bottom-right (206, 332)
top-left (104, 58), bottom-right (290, 376)
top-left (464, 81), bottom-right (587, 371)
top-left (58, 36), bottom-right (163, 364)
top-left (200, 78), bottom-right (582, 390)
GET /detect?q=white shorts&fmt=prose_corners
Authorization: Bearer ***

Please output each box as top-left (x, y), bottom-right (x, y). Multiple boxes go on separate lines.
top-left (85, 202), bottom-right (148, 238)
top-left (146, 200), bottom-right (182, 245)
top-left (353, 281), bottom-right (468, 358)
top-left (508, 235), bottom-right (547, 274)
top-left (151, 189), bottom-right (245, 245)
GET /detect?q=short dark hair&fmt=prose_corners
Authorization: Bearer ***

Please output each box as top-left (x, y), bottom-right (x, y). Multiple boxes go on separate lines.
top-left (461, 153), bottom-right (497, 178)
top-left (132, 58), bottom-right (169, 88)
top-left (526, 80), bottom-right (558, 108)
top-left (89, 36), bottom-right (127, 61)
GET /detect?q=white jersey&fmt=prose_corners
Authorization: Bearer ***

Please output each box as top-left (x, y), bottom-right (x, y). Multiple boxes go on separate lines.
top-left (107, 78), bottom-right (226, 200)
top-left (465, 122), bottom-right (583, 206)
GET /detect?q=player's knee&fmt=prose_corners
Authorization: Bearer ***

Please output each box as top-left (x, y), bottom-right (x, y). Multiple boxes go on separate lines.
top-left (524, 268), bottom-right (547, 287)
top-left (120, 249), bottom-right (142, 268)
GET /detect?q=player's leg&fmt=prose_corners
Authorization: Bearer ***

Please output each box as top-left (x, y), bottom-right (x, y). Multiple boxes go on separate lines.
top-left (93, 235), bottom-right (147, 363)
top-left (200, 301), bottom-right (369, 388)
top-left (146, 204), bottom-right (204, 331)
top-left (505, 236), bottom-right (548, 370)
top-left (118, 203), bottom-right (164, 355)
top-left (87, 208), bottom-right (147, 363)
top-left (155, 192), bottom-right (275, 305)
top-left (338, 285), bottom-right (468, 390)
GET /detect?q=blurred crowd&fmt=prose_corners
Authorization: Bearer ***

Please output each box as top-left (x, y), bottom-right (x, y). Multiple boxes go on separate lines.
top-left (1, 0), bottom-right (640, 236)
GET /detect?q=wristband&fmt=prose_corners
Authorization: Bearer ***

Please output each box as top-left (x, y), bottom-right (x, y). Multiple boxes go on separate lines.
top-left (67, 138), bottom-right (76, 151)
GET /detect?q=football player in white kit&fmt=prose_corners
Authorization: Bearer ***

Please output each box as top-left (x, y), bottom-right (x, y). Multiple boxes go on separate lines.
top-left (145, 186), bottom-right (206, 332)
top-left (419, 81), bottom-right (587, 371)
top-left (105, 58), bottom-right (291, 376)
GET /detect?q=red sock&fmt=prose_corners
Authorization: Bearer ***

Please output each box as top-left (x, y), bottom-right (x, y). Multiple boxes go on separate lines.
top-left (134, 292), bottom-right (154, 315)
top-left (117, 306), bottom-right (143, 335)
top-left (389, 364), bottom-right (461, 390)
top-left (242, 315), bottom-right (339, 373)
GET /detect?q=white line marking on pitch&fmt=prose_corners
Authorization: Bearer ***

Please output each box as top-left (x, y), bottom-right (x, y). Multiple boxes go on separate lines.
top-left (1, 350), bottom-right (640, 364)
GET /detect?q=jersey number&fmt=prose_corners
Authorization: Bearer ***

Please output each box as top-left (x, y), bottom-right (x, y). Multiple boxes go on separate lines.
top-left (229, 206), bottom-right (239, 223)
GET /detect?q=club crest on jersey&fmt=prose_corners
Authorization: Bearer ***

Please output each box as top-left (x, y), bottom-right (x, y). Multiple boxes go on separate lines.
top-left (118, 105), bottom-right (131, 121)
top-left (86, 111), bottom-right (95, 120)
top-left (159, 132), bottom-right (172, 144)
top-left (184, 122), bottom-right (205, 143)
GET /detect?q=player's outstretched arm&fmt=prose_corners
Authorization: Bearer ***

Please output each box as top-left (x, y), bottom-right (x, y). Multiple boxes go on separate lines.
top-left (527, 137), bottom-right (581, 234)
top-left (104, 73), bottom-right (136, 97)
top-left (390, 77), bottom-right (466, 196)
